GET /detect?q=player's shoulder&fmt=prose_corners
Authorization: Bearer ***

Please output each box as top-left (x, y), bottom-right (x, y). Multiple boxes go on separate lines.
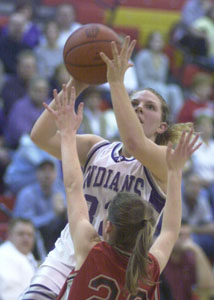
top-left (87, 138), bottom-right (120, 157)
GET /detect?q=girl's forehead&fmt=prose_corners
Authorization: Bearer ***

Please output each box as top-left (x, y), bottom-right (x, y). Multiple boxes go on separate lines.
top-left (131, 90), bottom-right (161, 105)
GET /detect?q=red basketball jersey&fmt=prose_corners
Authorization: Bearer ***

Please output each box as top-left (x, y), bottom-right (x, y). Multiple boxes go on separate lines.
top-left (57, 241), bottom-right (160, 300)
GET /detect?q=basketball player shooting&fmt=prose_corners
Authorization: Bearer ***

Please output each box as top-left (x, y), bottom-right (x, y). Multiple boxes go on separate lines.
top-left (44, 85), bottom-right (201, 299)
top-left (22, 36), bottom-right (197, 299)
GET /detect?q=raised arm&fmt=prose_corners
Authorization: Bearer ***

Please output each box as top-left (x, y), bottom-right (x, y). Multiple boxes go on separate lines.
top-left (31, 78), bottom-right (103, 165)
top-left (150, 130), bottom-right (202, 273)
top-left (44, 87), bottom-right (99, 269)
top-left (100, 37), bottom-right (168, 183)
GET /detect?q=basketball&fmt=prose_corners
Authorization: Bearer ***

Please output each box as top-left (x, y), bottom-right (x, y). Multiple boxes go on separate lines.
top-left (63, 23), bottom-right (121, 84)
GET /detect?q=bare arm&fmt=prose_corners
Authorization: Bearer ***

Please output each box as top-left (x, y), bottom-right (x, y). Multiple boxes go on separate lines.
top-left (31, 78), bottom-right (103, 165)
top-left (45, 87), bottom-right (99, 269)
top-left (100, 37), bottom-right (168, 184)
top-left (150, 130), bottom-right (202, 273)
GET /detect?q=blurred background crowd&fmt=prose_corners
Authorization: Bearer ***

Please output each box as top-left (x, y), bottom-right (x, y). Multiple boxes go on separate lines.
top-left (0, 0), bottom-right (214, 299)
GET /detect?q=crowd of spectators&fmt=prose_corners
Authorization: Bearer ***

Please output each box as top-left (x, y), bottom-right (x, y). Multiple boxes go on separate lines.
top-left (0, 0), bottom-right (214, 299)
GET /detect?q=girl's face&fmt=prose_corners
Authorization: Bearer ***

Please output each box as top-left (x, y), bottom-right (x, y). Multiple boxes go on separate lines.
top-left (131, 90), bottom-right (167, 141)
top-left (194, 82), bottom-right (212, 101)
top-left (46, 22), bottom-right (59, 43)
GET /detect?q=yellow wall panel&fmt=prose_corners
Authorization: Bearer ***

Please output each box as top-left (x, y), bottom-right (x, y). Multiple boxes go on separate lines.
top-left (105, 7), bottom-right (181, 47)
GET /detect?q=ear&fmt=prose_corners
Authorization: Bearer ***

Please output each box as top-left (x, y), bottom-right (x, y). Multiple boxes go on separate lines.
top-left (156, 122), bottom-right (168, 134)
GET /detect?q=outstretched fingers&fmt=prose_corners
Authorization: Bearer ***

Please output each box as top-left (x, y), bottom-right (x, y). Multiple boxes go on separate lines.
top-left (99, 51), bottom-right (109, 63)
top-left (189, 134), bottom-right (202, 155)
top-left (43, 102), bottom-right (55, 115)
top-left (127, 39), bottom-right (136, 61)
top-left (179, 129), bottom-right (202, 157)
top-left (119, 35), bottom-right (130, 57)
top-left (69, 86), bottom-right (76, 109)
top-left (77, 102), bottom-right (84, 122)
top-left (53, 89), bottom-right (61, 110)
top-left (175, 130), bottom-right (186, 153)
top-left (111, 40), bottom-right (120, 62)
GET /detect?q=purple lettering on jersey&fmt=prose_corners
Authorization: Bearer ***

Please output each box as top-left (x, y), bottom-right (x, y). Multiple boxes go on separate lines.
top-left (120, 175), bottom-right (135, 192)
top-left (144, 167), bottom-right (165, 213)
top-left (83, 165), bottom-right (97, 188)
top-left (84, 164), bottom-right (146, 198)
top-left (103, 169), bottom-right (114, 188)
top-left (149, 190), bottom-right (165, 213)
top-left (94, 167), bottom-right (106, 187)
top-left (109, 172), bottom-right (120, 192)
top-left (134, 178), bottom-right (144, 196)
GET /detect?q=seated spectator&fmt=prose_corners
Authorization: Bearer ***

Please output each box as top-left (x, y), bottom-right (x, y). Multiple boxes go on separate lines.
top-left (134, 31), bottom-right (184, 121)
top-left (14, 0), bottom-right (42, 48)
top-left (2, 0), bottom-right (41, 49)
top-left (189, 5), bottom-right (214, 70)
top-left (4, 76), bottom-right (50, 149)
top-left (171, 0), bottom-right (212, 58)
top-left (0, 59), bottom-right (7, 93)
top-left (163, 224), bottom-right (214, 300)
top-left (1, 49), bottom-right (37, 117)
top-left (191, 115), bottom-right (214, 188)
top-left (0, 218), bottom-right (37, 300)
top-left (0, 12), bottom-right (30, 74)
top-left (177, 72), bottom-right (214, 123)
top-left (4, 133), bottom-right (60, 195)
top-left (0, 120), bottom-right (11, 193)
top-left (78, 87), bottom-right (119, 142)
top-left (181, 0), bottom-right (213, 26)
top-left (34, 20), bottom-right (63, 80)
top-left (13, 159), bottom-right (67, 253)
top-left (0, 61), bottom-right (11, 193)
top-left (55, 3), bottom-right (81, 48)
top-left (182, 172), bottom-right (214, 261)
top-left (49, 63), bottom-right (70, 94)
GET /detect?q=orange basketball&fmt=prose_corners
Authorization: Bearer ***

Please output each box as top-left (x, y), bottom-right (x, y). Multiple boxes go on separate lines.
top-left (63, 23), bottom-right (121, 84)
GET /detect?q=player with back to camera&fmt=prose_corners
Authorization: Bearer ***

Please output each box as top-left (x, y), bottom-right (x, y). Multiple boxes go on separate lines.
top-left (21, 37), bottom-right (194, 299)
top-left (47, 86), bottom-right (201, 299)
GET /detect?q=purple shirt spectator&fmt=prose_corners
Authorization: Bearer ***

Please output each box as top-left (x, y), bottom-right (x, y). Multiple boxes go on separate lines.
top-left (1, 75), bottom-right (28, 116)
top-left (4, 95), bottom-right (46, 148)
top-left (0, 13), bottom-right (30, 74)
top-left (1, 50), bottom-right (37, 116)
top-left (4, 76), bottom-right (49, 149)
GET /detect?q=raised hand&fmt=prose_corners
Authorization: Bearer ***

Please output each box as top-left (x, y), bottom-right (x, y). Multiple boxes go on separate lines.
top-left (166, 129), bottom-right (202, 171)
top-left (43, 84), bottom-right (84, 134)
top-left (100, 36), bottom-right (136, 83)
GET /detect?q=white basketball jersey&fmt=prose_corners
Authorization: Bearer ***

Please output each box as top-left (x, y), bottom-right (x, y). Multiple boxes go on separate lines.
top-left (84, 140), bottom-right (166, 234)
top-left (47, 140), bottom-right (166, 269)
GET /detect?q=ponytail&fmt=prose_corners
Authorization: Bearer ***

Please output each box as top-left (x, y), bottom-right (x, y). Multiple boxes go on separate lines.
top-left (108, 193), bottom-right (156, 295)
top-left (125, 221), bottom-right (154, 295)
top-left (156, 122), bottom-right (193, 146)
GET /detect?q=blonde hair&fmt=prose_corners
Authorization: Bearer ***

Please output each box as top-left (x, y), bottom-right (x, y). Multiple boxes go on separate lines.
top-left (108, 193), bottom-right (156, 295)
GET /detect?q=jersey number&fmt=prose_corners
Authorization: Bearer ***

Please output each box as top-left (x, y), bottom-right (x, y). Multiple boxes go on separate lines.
top-left (86, 275), bottom-right (149, 300)
top-left (85, 194), bottom-right (110, 235)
